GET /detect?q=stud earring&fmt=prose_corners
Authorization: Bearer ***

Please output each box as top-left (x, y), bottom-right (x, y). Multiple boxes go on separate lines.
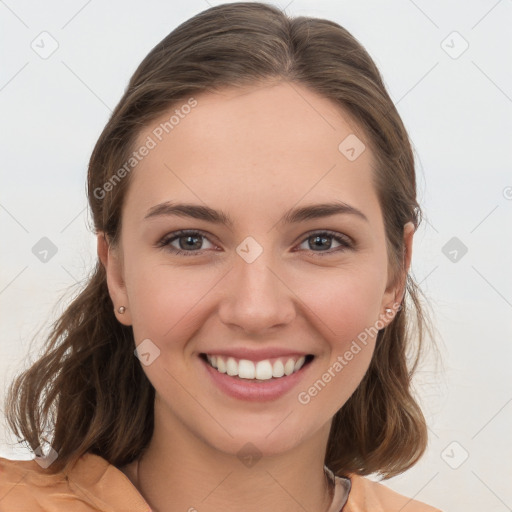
top-left (117, 306), bottom-right (126, 314)
top-left (385, 307), bottom-right (393, 315)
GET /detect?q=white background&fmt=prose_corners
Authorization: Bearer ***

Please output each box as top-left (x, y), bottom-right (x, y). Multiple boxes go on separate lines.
top-left (1, 1), bottom-right (511, 511)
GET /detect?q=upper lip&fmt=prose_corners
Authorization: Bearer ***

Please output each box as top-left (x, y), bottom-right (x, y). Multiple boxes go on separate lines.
top-left (199, 347), bottom-right (312, 361)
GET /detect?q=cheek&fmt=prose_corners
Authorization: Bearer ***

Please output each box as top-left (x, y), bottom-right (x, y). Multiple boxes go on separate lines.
top-left (292, 259), bottom-right (387, 344)
top-left (125, 259), bottom-right (218, 344)
top-left (290, 260), bottom-right (386, 402)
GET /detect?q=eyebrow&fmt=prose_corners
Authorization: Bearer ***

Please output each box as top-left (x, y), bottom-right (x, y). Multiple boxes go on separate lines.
top-left (144, 200), bottom-right (368, 226)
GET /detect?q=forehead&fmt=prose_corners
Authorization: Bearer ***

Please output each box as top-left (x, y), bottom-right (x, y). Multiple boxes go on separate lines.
top-left (124, 81), bottom-right (381, 226)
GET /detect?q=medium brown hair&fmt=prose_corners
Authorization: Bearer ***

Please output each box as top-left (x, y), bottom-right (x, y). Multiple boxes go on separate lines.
top-left (6, 2), bottom-right (433, 478)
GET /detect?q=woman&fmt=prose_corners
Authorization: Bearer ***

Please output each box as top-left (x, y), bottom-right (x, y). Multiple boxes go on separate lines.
top-left (0, 3), bottom-right (442, 511)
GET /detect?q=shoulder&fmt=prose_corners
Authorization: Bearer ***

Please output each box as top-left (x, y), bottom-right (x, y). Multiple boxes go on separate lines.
top-left (0, 454), bottom-right (150, 511)
top-left (344, 473), bottom-right (443, 512)
top-left (0, 455), bottom-right (68, 511)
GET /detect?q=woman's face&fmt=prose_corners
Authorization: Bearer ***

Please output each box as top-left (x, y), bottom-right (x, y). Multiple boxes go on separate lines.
top-left (101, 81), bottom-right (411, 458)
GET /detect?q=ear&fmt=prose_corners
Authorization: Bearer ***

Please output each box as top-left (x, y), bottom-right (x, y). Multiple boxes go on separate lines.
top-left (97, 232), bottom-right (132, 326)
top-left (379, 221), bottom-right (415, 325)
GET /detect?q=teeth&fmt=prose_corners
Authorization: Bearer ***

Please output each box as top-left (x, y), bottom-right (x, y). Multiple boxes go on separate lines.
top-left (294, 356), bottom-right (305, 371)
top-left (226, 357), bottom-right (238, 376)
top-left (272, 360), bottom-right (284, 378)
top-left (217, 357), bottom-right (227, 373)
top-left (255, 360), bottom-right (273, 380)
top-left (205, 354), bottom-right (308, 380)
top-left (238, 359), bottom-right (255, 379)
top-left (284, 358), bottom-right (295, 376)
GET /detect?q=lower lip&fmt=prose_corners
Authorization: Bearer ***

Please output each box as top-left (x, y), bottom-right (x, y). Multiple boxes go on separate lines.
top-left (201, 357), bottom-right (312, 402)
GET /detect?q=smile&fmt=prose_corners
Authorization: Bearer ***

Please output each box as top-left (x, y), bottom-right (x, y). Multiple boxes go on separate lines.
top-left (203, 354), bottom-right (313, 380)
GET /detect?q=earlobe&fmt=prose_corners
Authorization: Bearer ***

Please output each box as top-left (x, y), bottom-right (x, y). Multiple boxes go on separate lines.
top-left (97, 233), bottom-right (132, 326)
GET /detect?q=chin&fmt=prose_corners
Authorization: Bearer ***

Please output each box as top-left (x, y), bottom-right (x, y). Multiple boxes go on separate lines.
top-left (196, 411), bottom-right (325, 461)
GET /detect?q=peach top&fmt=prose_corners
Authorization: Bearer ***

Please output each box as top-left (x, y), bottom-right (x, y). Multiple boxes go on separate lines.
top-left (0, 453), bottom-right (442, 511)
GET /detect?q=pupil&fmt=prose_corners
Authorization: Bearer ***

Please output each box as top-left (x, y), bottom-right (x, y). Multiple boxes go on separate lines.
top-left (311, 235), bottom-right (330, 250)
top-left (181, 235), bottom-right (201, 250)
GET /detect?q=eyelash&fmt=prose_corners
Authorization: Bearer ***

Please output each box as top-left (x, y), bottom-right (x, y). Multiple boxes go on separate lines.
top-left (156, 229), bottom-right (354, 257)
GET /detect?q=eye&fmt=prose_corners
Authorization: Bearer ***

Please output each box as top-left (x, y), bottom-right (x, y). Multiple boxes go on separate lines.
top-left (296, 231), bottom-right (353, 255)
top-left (157, 230), bottom-right (216, 256)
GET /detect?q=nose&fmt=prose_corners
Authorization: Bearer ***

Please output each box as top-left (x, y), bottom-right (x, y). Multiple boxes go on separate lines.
top-left (217, 246), bottom-right (296, 335)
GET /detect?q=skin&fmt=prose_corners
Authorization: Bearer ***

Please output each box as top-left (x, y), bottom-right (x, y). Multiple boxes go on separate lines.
top-left (98, 80), bottom-right (414, 512)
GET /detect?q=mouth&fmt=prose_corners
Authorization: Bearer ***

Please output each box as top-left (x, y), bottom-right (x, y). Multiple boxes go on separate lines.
top-left (200, 353), bottom-right (315, 381)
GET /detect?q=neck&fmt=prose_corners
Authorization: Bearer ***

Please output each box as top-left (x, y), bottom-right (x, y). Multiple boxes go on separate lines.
top-left (121, 403), bottom-right (335, 512)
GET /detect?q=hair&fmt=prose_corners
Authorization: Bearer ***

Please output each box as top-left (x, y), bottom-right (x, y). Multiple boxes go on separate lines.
top-left (5, 2), bottom-right (433, 478)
